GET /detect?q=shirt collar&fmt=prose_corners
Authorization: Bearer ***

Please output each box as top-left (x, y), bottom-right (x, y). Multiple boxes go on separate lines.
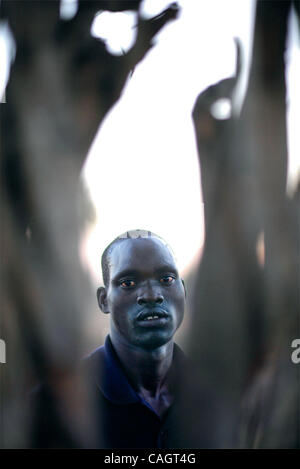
top-left (88, 334), bottom-right (187, 406)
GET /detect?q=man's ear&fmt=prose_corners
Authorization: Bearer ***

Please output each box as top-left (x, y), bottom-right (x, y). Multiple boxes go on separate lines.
top-left (97, 287), bottom-right (110, 314)
top-left (181, 278), bottom-right (187, 299)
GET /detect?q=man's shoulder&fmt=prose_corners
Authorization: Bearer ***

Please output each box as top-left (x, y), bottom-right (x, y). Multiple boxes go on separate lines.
top-left (82, 343), bottom-right (106, 376)
top-left (84, 344), bottom-right (105, 362)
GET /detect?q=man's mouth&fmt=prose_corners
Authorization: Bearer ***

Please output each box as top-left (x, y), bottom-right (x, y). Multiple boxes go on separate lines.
top-left (136, 309), bottom-right (169, 327)
top-left (142, 315), bottom-right (160, 321)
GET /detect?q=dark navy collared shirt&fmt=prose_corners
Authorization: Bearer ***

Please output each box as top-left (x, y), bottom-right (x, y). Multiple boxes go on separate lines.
top-left (85, 334), bottom-right (188, 449)
top-left (31, 335), bottom-right (234, 448)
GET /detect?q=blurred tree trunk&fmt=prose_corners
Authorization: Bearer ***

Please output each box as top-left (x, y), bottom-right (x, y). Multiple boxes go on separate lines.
top-left (175, 0), bottom-right (299, 448)
top-left (238, 0), bottom-right (299, 448)
top-left (1, 0), bottom-right (299, 449)
top-left (0, 0), bottom-right (179, 448)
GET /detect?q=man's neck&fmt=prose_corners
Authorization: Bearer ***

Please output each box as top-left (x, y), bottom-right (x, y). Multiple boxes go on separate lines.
top-left (109, 330), bottom-right (174, 399)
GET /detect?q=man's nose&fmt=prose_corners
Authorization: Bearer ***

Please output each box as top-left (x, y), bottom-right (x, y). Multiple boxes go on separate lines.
top-left (137, 285), bottom-right (164, 306)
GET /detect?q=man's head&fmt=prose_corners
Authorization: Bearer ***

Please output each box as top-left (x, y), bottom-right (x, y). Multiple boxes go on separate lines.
top-left (97, 229), bottom-right (186, 350)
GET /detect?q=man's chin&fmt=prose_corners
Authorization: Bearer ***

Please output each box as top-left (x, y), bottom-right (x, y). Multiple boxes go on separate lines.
top-left (134, 331), bottom-right (174, 351)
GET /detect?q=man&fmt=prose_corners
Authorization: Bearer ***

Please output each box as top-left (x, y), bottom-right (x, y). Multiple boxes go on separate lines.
top-left (85, 229), bottom-right (187, 448)
top-left (85, 229), bottom-right (234, 449)
top-left (31, 229), bottom-right (234, 448)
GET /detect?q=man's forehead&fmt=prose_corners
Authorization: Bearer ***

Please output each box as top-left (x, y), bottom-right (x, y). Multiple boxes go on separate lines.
top-left (109, 237), bottom-right (177, 273)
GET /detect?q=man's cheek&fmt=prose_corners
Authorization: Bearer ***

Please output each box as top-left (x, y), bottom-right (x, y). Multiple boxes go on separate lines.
top-left (107, 291), bottom-right (120, 309)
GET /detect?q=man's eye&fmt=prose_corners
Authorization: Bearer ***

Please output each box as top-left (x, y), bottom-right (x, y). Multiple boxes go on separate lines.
top-left (120, 280), bottom-right (136, 288)
top-left (160, 276), bottom-right (175, 284)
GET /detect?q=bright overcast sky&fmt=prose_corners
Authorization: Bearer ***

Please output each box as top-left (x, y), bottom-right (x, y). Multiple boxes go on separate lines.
top-left (1, 0), bottom-right (299, 286)
top-left (82, 0), bottom-right (256, 284)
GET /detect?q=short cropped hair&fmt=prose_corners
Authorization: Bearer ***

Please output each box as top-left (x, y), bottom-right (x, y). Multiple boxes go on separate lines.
top-left (101, 229), bottom-right (175, 288)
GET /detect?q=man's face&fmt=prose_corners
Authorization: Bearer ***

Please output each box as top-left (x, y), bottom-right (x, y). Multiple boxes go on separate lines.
top-left (99, 237), bottom-right (186, 350)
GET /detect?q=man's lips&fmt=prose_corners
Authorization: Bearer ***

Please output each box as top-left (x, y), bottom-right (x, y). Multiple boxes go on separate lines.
top-left (136, 308), bottom-right (169, 322)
